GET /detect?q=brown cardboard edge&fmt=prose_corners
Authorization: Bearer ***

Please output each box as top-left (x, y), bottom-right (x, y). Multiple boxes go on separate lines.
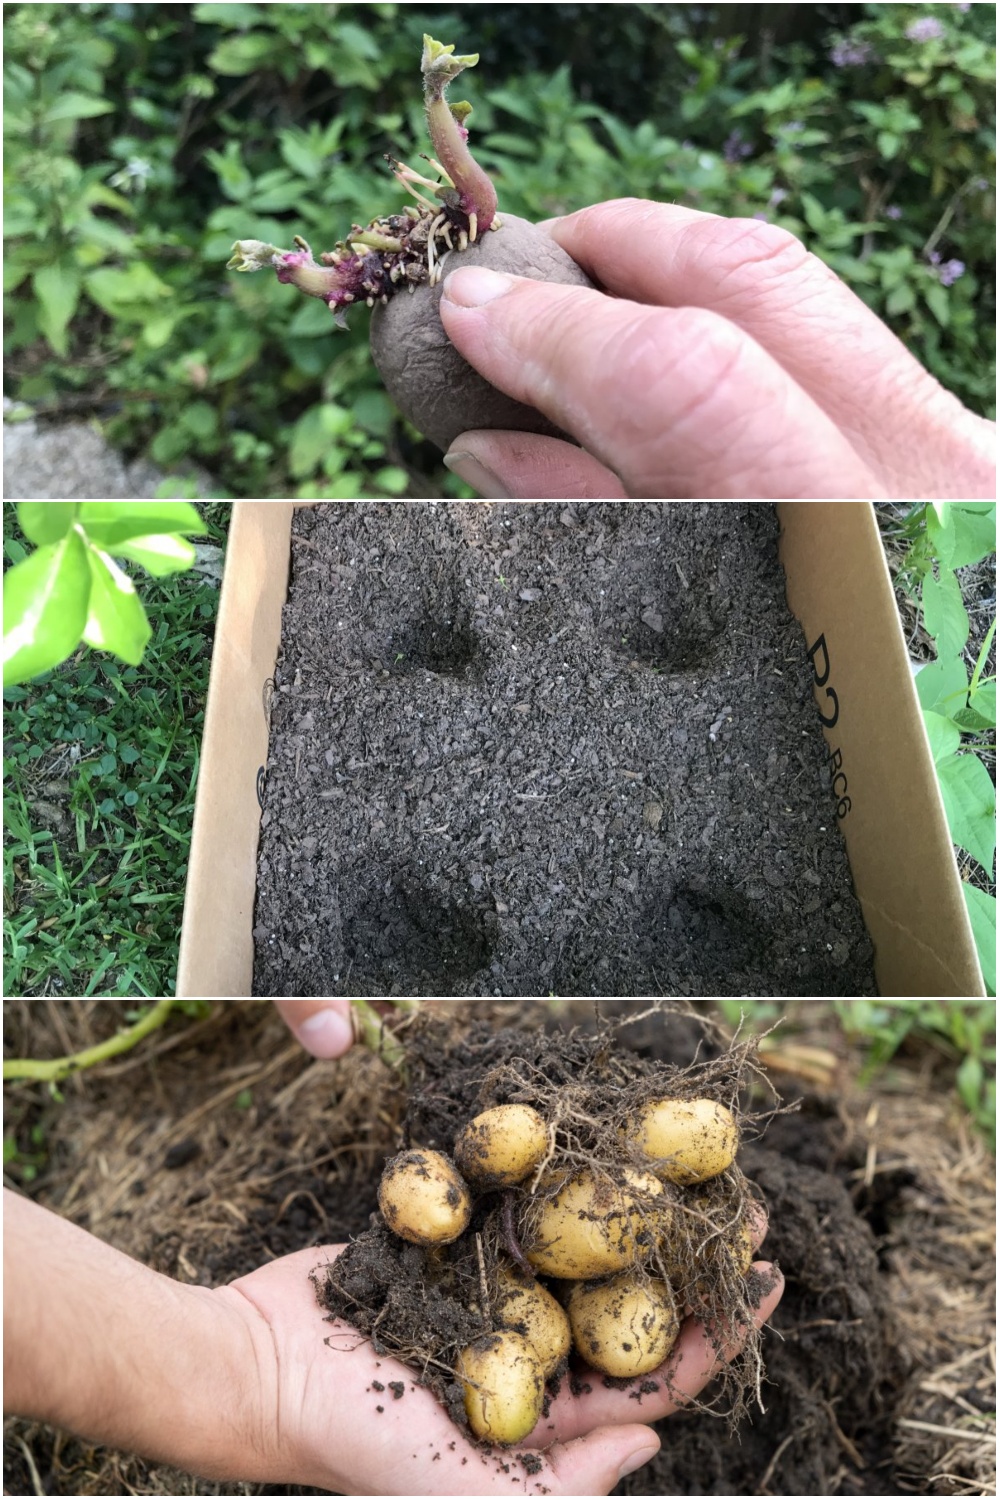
top-left (176, 502), bottom-right (295, 997)
top-left (778, 501), bottom-right (984, 998)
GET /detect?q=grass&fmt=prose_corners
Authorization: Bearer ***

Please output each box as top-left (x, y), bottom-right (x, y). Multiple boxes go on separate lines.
top-left (2, 504), bottom-right (230, 997)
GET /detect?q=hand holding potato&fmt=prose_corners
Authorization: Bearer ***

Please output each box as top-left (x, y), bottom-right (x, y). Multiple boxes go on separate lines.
top-left (219, 1226), bottom-right (783, 1495)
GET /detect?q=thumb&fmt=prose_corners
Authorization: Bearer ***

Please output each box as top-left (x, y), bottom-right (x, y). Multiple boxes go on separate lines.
top-left (439, 265), bottom-right (879, 499)
top-left (537, 1424), bottom-right (661, 1495)
top-left (272, 1000), bottom-right (355, 1059)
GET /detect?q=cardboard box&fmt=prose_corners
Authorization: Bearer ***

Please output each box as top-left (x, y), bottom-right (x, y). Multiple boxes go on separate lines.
top-left (177, 501), bottom-right (984, 999)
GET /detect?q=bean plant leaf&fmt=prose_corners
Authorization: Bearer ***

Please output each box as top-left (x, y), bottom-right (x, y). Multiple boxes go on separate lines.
top-left (922, 567), bottom-right (969, 656)
top-left (930, 502), bottom-right (997, 570)
top-left (17, 503), bottom-right (79, 545)
top-left (2, 531), bottom-right (91, 686)
top-left (82, 549), bottom-right (152, 667)
top-left (962, 883), bottom-right (996, 996)
top-left (936, 752), bottom-right (996, 877)
top-left (923, 710), bottom-right (961, 764)
top-left (915, 654), bottom-right (968, 714)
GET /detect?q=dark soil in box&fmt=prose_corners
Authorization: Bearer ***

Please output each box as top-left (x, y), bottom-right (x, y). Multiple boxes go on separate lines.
top-left (252, 503), bottom-right (875, 997)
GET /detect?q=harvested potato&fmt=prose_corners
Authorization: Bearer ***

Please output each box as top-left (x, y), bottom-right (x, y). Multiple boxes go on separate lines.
top-left (524, 1167), bottom-right (663, 1279)
top-left (629, 1098), bottom-right (738, 1184)
top-left (493, 1262), bottom-right (571, 1376)
top-left (567, 1271), bottom-right (680, 1378)
top-left (454, 1103), bottom-right (549, 1188)
top-left (459, 1330), bottom-right (544, 1445)
top-left (377, 1149), bottom-right (471, 1245)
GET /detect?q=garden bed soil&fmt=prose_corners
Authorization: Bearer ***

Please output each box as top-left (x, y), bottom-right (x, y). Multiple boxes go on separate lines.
top-left (3, 1000), bottom-right (994, 1498)
top-left (251, 503), bottom-right (875, 998)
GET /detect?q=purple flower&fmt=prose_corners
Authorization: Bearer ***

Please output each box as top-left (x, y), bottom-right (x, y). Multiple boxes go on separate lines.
top-left (830, 38), bottom-right (875, 67)
top-left (723, 129), bottom-right (753, 163)
top-left (783, 121), bottom-right (804, 133)
top-left (768, 187), bottom-right (788, 208)
top-left (937, 258), bottom-right (965, 287)
top-left (885, 204), bottom-right (902, 220)
top-left (906, 17), bottom-right (945, 42)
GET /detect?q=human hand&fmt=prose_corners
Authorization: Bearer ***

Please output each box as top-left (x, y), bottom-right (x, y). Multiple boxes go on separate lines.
top-left (438, 197), bottom-right (996, 500)
top-left (273, 1000), bottom-right (355, 1059)
top-left (218, 1213), bottom-right (783, 1495)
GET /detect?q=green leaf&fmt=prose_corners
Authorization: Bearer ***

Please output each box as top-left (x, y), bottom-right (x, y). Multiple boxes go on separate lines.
top-left (82, 550), bottom-right (152, 667)
top-left (17, 503), bottom-right (79, 545)
top-left (78, 503), bottom-right (207, 547)
top-left (948, 503), bottom-right (997, 568)
top-left (956, 1052), bottom-right (984, 1114)
top-left (885, 282), bottom-right (916, 316)
top-left (208, 32), bottom-right (280, 76)
top-left (936, 752), bottom-right (996, 877)
top-left (963, 883), bottom-right (996, 996)
top-left (969, 679), bottom-right (996, 729)
top-left (44, 92), bottom-right (115, 123)
top-left (915, 654), bottom-right (968, 713)
top-left (2, 531), bottom-right (91, 687)
top-left (923, 710), bottom-right (961, 763)
top-left (922, 568), bottom-right (969, 656)
top-left (924, 280), bottom-right (951, 327)
top-left (33, 261), bottom-right (82, 356)
top-left (115, 535), bottom-right (197, 577)
top-left (926, 503), bottom-right (957, 567)
top-left (290, 404), bottom-right (351, 478)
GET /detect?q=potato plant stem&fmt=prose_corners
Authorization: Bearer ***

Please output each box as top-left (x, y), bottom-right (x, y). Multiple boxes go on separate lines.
top-left (350, 1000), bottom-right (417, 1078)
top-left (2, 999), bottom-right (177, 1082)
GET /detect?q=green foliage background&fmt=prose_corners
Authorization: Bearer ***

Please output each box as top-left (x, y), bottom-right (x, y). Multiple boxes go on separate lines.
top-left (4, 2), bottom-right (995, 499)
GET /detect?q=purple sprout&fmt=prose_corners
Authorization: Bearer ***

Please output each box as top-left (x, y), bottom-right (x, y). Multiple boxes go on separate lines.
top-left (906, 17), bottom-right (946, 42)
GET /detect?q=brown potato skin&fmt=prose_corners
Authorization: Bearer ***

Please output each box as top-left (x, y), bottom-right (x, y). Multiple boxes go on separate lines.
top-left (369, 213), bottom-right (595, 452)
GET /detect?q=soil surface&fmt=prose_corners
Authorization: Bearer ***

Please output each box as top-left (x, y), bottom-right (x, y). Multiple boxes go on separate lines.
top-left (253, 503), bottom-right (875, 997)
top-left (3, 999), bottom-right (994, 1498)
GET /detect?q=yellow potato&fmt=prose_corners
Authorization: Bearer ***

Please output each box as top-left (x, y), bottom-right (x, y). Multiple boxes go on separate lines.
top-left (524, 1168), bottom-right (663, 1279)
top-left (567, 1271), bottom-right (680, 1378)
top-left (377, 1149), bottom-right (472, 1245)
top-left (493, 1263), bottom-right (571, 1376)
top-left (454, 1104), bottom-right (549, 1187)
top-left (459, 1330), bottom-right (545, 1445)
top-left (629, 1098), bottom-right (738, 1184)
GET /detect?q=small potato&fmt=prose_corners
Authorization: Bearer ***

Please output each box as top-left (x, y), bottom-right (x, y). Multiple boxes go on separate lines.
top-left (524, 1168), bottom-right (663, 1279)
top-left (455, 1104), bottom-right (548, 1188)
top-left (493, 1263), bottom-right (571, 1376)
top-left (567, 1271), bottom-right (680, 1378)
top-left (629, 1098), bottom-right (738, 1184)
top-left (377, 1149), bottom-right (472, 1245)
top-left (459, 1330), bottom-right (545, 1445)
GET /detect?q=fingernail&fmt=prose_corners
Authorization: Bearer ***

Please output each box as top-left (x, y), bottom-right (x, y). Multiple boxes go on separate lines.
top-left (296, 1007), bottom-right (354, 1059)
top-left (443, 451), bottom-right (511, 499)
top-left (442, 266), bottom-right (514, 307)
top-left (618, 1444), bottom-right (660, 1480)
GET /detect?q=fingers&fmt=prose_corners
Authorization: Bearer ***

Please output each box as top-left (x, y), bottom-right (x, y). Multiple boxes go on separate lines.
top-left (439, 268), bottom-right (880, 499)
top-left (444, 431), bottom-right (627, 499)
top-left (272, 1000), bottom-right (355, 1059)
top-left (534, 1424), bottom-right (660, 1495)
top-left (548, 1261), bottom-right (784, 1441)
top-left (544, 199), bottom-right (992, 494)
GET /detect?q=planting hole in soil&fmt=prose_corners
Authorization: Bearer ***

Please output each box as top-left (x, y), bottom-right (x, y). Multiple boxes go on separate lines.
top-left (252, 502), bottom-right (875, 998)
